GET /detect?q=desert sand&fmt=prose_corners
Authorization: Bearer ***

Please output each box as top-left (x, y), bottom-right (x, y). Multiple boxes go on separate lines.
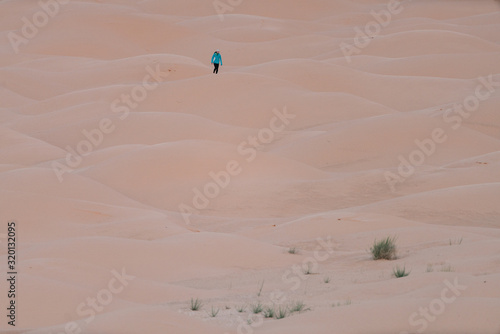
top-left (1, 0), bottom-right (500, 333)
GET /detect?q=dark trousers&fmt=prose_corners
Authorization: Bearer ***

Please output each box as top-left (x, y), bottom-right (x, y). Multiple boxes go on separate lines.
top-left (213, 63), bottom-right (219, 74)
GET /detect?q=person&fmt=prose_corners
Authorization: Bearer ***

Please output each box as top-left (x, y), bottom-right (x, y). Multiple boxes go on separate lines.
top-left (211, 49), bottom-right (222, 74)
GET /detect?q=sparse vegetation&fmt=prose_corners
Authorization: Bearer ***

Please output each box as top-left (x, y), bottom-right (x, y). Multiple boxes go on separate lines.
top-left (252, 302), bottom-right (263, 314)
top-left (209, 306), bottom-right (219, 317)
top-left (333, 299), bottom-right (352, 307)
top-left (190, 298), bottom-right (202, 311)
top-left (257, 280), bottom-right (265, 297)
top-left (289, 300), bottom-right (308, 313)
top-left (263, 306), bottom-right (275, 318)
top-left (288, 247), bottom-right (298, 254)
top-left (441, 264), bottom-right (454, 272)
top-left (426, 264), bottom-right (434, 272)
top-left (370, 236), bottom-right (397, 260)
top-left (449, 237), bottom-right (463, 245)
top-left (324, 276), bottom-right (330, 283)
top-left (275, 306), bottom-right (287, 319)
top-left (393, 265), bottom-right (410, 278)
top-left (252, 301), bottom-right (312, 320)
top-left (303, 263), bottom-right (314, 275)
top-left (236, 305), bottom-right (246, 313)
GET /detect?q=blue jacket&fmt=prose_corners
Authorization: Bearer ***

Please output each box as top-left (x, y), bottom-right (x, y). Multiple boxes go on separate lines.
top-left (211, 52), bottom-right (222, 65)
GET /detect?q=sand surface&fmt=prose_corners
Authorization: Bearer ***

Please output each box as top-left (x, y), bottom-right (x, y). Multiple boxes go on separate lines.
top-left (1, 0), bottom-right (500, 333)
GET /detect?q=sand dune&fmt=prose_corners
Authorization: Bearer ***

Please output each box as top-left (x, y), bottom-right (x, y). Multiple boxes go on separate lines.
top-left (353, 52), bottom-right (500, 78)
top-left (1, 0), bottom-right (500, 333)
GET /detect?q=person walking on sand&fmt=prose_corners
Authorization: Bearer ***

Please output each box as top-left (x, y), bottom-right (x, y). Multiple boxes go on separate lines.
top-left (211, 49), bottom-right (222, 74)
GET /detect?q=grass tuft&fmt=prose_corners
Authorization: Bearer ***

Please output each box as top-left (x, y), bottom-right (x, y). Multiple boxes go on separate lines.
top-left (303, 263), bottom-right (314, 275)
top-left (441, 264), bottom-right (454, 272)
top-left (370, 236), bottom-right (397, 260)
top-left (289, 300), bottom-right (308, 313)
top-left (275, 306), bottom-right (287, 319)
top-left (209, 306), bottom-right (219, 317)
top-left (251, 302), bottom-right (263, 314)
top-left (333, 299), bottom-right (352, 307)
top-left (263, 306), bottom-right (275, 318)
top-left (324, 276), bottom-right (330, 283)
top-left (236, 305), bottom-right (246, 313)
top-left (288, 247), bottom-right (298, 254)
top-left (393, 265), bottom-right (410, 278)
top-left (190, 298), bottom-right (202, 311)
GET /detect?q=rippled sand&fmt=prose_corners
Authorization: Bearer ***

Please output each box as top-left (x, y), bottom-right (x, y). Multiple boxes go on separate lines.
top-left (1, 0), bottom-right (500, 333)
